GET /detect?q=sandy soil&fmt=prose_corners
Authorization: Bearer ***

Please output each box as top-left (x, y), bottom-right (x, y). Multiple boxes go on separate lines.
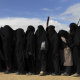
top-left (0, 72), bottom-right (80, 80)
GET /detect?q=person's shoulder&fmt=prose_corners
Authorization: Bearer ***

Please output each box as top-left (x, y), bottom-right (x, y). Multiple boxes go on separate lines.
top-left (76, 27), bottom-right (80, 33)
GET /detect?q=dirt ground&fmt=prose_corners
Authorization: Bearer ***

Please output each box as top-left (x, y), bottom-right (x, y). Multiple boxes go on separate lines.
top-left (0, 73), bottom-right (80, 80)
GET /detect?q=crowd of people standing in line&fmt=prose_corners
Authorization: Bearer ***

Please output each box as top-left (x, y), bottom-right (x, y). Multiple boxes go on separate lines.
top-left (0, 23), bottom-right (80, 77)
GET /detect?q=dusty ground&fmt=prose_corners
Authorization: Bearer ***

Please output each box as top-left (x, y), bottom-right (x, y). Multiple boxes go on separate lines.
top-left (0, 72), bottom-right (80, 80)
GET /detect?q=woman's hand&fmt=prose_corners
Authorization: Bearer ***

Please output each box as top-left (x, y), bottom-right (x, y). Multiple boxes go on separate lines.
top-left (61, 36), bottom-right (66, 43)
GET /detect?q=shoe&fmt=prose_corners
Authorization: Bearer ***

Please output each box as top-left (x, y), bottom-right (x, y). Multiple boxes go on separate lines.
top-left (52, 73), bottom-right (60, 76)
top-left (16, 72), bottom-right (25, 75)
top-left (51, 73), bottom-right (57, 76)
top-left (39, 71), bottom-right (46, 76)
top-left (61, 72), bottom-right (69, 76)
top-left (4, 70), bottom-right (10, 74)
top-left (16, 72), bottom-right (20, 75)
top-left (71, 73), bottom-right (80, 77)
top-left (28, 72), bottom-right (33, 75)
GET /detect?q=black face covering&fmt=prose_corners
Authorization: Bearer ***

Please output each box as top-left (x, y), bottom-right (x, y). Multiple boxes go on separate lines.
top-left (35, 25), bottom-right (45, 38)
top-left (38, 25), bottom-right (44, 31)
top-left (26, 25), bottom-right (35, 37)
top-left (27, 25), bottom-right (35, 32)
top-left (69, 23), bottom-right (78, 33)
top-left (46, 25), bottom-right (55, 33)
top-left (58, 30), bottom-right (69, 39)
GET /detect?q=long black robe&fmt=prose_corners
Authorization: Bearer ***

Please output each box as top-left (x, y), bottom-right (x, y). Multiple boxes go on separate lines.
top-left (25, 26), bottom-right (35, 73)
top-left (69, 23), bottom-right (80, 74)
top-left (0, 29), bottom-right (5, 71)
top-left (35, 25), bottom-right (48, 73)
top-left (46, 25), bottom-right (60, 74)
top-left (0, 25), bottom-right (14, 71)
top-left (15, 28), bottom-right (25, 73)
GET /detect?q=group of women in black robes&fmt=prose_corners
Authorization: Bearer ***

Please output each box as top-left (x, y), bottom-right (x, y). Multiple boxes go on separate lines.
top-left (0, 23), bottom-right (80, 77)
